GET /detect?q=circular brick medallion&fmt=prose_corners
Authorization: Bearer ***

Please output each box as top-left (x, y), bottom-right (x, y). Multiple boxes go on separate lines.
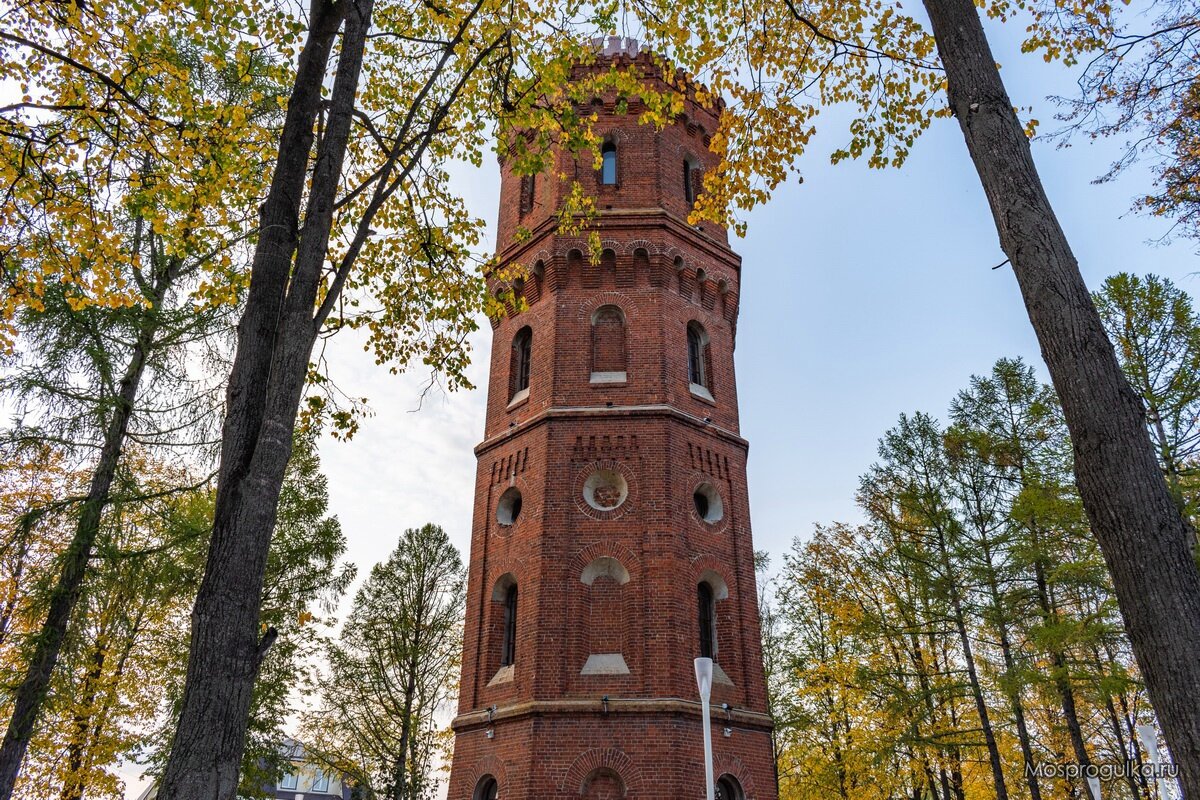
top-left (575, 461), bottom-right (635, 521)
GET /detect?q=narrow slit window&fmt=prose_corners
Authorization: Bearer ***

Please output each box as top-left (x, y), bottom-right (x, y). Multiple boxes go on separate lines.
top-left (601, 141), bottom-right (618, 185)
top-left (519, 174), bottom-right (536, 216)
top-left (684, 159), bottom-right (695, 204)
top-left (502, 584), bottom-right (518, 666)
top-left (698, 581), bottom-right (716, 659)
top-left (688, 323), bottom-right (708, 388)
top-left (511, 326), bottom-right (532, 398)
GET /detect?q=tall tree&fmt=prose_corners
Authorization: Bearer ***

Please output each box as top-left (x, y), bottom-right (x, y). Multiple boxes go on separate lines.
top-left (0, 433), bottom-right (349, 800)
top-left (1095, 273), bottom-right (1200, 523)
top-left (770, 356), bottom-right (1167, 800)
top-left (0, 2), bottom-right (285, 792)
top-left (922, 4), bottom-right (1200, 788)
top-left (155, 1), bottom-right (689, 793)
top-left (143, 432), bottom-right (354, 799)
top-left (305, 524), bottom-right (464, 800)
top-left (862, 413), bottom-right (1012, 800)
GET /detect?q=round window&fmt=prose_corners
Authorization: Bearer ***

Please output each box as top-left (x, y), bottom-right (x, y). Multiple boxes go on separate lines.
top-left (583, 469), bottom-right (629, 511)
top-left (497, 487), bottom-right (523, 526)
top-left (693, 482), bottom-right (724, 523)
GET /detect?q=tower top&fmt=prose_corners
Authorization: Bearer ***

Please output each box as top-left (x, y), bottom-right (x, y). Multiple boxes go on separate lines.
top-left (590, 34), bottom-right (643, 59)
top-left (492, 44), bottom-right (731, 259)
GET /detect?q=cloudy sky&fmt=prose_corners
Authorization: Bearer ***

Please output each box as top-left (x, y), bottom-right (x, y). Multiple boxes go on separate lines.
top-left (113, 11), bottom-right (1200, 800)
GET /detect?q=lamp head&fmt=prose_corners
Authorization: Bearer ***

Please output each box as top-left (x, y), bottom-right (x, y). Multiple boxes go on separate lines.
top-left (694, 657), bottom-right (713, 701)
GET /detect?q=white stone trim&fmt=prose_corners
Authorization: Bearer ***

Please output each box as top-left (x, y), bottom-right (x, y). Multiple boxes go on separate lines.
top-left (581, 654), bottom-right (631, 675)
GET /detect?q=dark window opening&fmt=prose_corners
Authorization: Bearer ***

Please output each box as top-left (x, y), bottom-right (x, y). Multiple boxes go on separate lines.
top-left (684, 159), bottom-right (695, 204)
top-left (519, 174), bottom-right (536, 216)
top-left (474, 776), bottom-right (499, 800)
top-left (601, 141), bottom-right (617, 185)
top-left (716, 775), bottom-right (743, 800)
top-left (511, 327), bottom-right (532, 398)
top-left (694, 490), bottom-right (709, 519)
top-left (688, 324), bottom-right (708, 388)
top-left (502, 584), bottom-right (518, 666)
top-left (698, 581), bottom-right (716, 659)
top-left (601, 248), bottom-right (616, 271)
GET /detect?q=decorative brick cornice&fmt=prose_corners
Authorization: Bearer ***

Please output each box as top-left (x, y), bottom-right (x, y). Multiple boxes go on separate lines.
top-left (474, 403), bottom-right (749, 457)
top-left (451, 697), bottom-right (774, 732)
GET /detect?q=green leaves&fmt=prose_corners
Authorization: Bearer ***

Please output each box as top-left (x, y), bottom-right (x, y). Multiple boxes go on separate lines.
top-left (305, 524), bottom-right (465, 800)
top-left (1095, 273), bottom-right (1200, 523)
top-left (772, 355), bottom-right (1154, 800)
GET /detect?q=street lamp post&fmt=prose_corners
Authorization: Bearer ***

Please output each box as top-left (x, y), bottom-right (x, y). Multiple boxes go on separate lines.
top-left (695, 657), bottom-right (715, 800)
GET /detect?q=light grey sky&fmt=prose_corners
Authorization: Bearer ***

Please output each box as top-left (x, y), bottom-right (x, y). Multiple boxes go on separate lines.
top-left (119, 12), bottom-right (1200, 800)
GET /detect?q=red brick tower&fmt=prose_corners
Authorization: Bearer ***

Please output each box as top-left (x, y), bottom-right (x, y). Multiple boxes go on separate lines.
top-left (447, 38), bottom-right (777, 800)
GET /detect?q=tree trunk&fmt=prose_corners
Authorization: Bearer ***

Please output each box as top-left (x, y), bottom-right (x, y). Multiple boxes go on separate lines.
top-left (921, 0), bottom-right (1200, 794)
top-left (60, 635), bottom-right (107, 800)
top-left (976, 514), bottom-right (1043, 800)
top-left (156, 4), bottom-right (372, 797)
top-left (996, 615), bottom-right (1042, 800)
top-left (1029, 531), bottom-right (1093, 777)
top-left (932, 526), bottom-right (1009, 800)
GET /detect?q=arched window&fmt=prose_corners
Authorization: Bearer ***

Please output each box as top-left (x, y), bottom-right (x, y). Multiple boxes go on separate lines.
top-left (698, 581), bottom-right (716, 659)
top-left (519, 174), bottom-right (536, 216)
top-left (600, 248), bottom-right (616, 272)
top-left (601, 140), bottom-right (617, 185)
top-left (687, 322), bottom-right (709, 390)
top-left (716, 775), bottom-right (744, 800)
top-left (591, 305), bottom-right (626, 380)
top-left (510, 326), bottom-right (532, 400)
top-left (474, 776), bottom-right (499, 800)
top-left (502, 583), bottom-right (518, 666)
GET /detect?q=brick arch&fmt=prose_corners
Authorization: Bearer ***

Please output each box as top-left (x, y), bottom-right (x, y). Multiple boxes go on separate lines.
top-left (625, 238), bottom-right (659, 255)
top-left (577, 292), bottom-right (634, 323)
top-left (553, 237), bottom-right (588, 257)
top-left (463, 754), bottom-right (509, 793)
top-left (524, 248), bottom-right (553, 303)
top-left (690, 554), bottom-right (734, 600)
top-left (568, 540), bottom-right (642, 582)
top-left (714, 754), bottom-right (759, 799)
top-left (560, 748), bottom-right (643, 797)
top-left (599, 126), bottom-right (631, 144)
top-left (486, 556), bottom-right (528, 596)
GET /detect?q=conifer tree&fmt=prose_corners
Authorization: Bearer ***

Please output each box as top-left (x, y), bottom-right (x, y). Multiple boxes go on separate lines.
top-left (305, 524), bottom-right (464, 800)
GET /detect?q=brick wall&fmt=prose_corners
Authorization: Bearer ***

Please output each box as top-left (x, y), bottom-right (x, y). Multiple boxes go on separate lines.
top-left (448, 44), bottom-right (776, 800)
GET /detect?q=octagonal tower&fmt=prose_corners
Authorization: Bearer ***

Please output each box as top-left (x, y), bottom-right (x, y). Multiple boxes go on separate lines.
top-left (447, 37), bottom-right (777, 800)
